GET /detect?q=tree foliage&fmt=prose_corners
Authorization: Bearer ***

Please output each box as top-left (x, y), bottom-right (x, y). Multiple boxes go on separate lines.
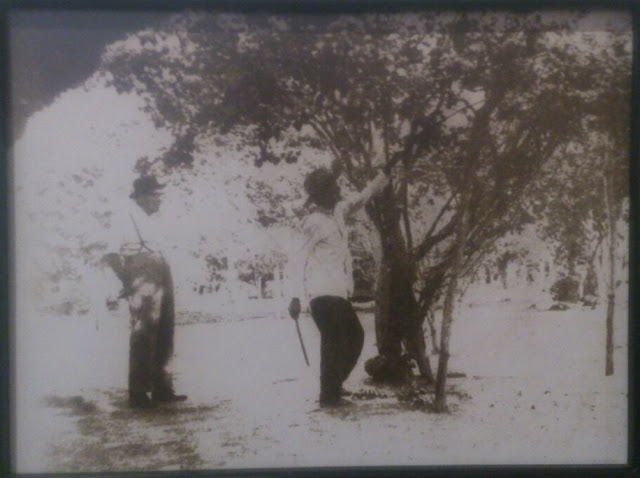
top-left (533, 30), bottom-right (631, 280)
top-left (100, 10), bottom-right (631, 388)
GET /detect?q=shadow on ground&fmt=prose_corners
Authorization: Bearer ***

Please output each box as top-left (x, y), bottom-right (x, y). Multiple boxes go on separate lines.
top-left (43, 389), bottom-right (230, 472)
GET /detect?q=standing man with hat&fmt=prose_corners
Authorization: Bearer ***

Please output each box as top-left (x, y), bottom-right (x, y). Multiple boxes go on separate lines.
top-left (287, 161), bottom-right (393, 407)
top-left (103, 174), bottom-right (187, 408)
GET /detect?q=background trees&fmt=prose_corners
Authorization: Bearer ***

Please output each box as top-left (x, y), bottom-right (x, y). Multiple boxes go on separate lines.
top-left (99, 11), bottom-right (631, 407)
top-left (532, 30), bottom-right (631, 375)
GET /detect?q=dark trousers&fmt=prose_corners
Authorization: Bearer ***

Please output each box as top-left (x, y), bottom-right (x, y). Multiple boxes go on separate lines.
top-left (310, 295), bottom-right (364, 405)
top-left (129, 327), bottom-right (173, 405)
top-left (128, 285), bottom-right (175, 406)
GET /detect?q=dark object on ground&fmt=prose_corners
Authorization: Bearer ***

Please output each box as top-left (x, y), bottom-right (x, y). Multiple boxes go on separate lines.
top-left (351, 389), bottom-right (390, 400)
top-left (103, 249), bottom-right (187, 408)
top-left (364, 354), bottom-right (413, 384)
top-left (549, 302), bottom-right (570, 311)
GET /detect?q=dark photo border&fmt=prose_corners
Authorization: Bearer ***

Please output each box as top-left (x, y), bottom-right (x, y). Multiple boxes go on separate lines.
top-left (1, 1), bottom-right (638, 477)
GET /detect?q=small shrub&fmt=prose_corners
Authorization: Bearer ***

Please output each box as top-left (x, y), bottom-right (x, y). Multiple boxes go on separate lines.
top-left (550, 276), bottom-right (580, 303)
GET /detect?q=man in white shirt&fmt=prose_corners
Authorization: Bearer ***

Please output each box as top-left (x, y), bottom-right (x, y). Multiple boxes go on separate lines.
top-left (288, 163), bottom-right (391, 407)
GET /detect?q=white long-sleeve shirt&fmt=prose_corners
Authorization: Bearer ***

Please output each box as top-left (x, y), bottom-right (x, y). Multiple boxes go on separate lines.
top-left (286, 170), bottom-right (389, 304)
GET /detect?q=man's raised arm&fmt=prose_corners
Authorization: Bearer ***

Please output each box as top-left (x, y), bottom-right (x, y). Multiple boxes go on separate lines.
top-left (342, 163), bottom-right (393, 219)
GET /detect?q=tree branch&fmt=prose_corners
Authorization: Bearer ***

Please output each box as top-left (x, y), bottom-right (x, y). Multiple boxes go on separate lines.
top-left (411, 193), bottom-right (457, 261)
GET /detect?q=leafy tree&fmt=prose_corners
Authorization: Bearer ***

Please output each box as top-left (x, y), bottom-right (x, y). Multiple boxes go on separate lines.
top-left (533, 30), bottom-right (631, 374)
top-left (100, 11), bottom-right (630, 407)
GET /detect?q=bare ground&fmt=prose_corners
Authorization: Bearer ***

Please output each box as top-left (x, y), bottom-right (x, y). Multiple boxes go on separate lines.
top-left (15, 298), bottom-right (628, 472)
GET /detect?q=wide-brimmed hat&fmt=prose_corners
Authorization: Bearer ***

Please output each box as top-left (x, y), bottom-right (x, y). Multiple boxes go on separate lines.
top-left (130, 175), bottom-right (165, 199)
top-left (303, 168), bottom-right (337, 207)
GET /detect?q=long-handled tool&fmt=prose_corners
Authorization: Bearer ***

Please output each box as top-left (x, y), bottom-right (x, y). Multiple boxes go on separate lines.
top-left (294, 319), bottom-right (310, 366)
top-left (129, 214), bottom-right (154, 252)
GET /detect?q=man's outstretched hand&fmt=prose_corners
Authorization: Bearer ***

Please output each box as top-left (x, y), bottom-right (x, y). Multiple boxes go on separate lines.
top-left (288, 298), bottom-right (301, 320)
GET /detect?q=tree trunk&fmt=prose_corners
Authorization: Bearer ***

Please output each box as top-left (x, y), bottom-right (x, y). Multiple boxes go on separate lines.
top-left (434, 201), bottom-right (470, 412)
top-left (401, 282), bottom-right (435, 383)
top-left (426, 310), bottom-right (440, 354)
top-left (603, 172), bottom-right (616, 376)
top-left (371, 250), bottom-right (434, 383)
top-left (374, 255), bottom-right (402, 360)
top-left (368, 192), bottom-right (434, 383)
top-left (605, 291), bottom-right (615, 376)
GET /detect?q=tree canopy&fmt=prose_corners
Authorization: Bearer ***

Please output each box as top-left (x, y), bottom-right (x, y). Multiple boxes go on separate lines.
top-left (100, 10), bottom-right (629, 260)
top-left (99, 10), bottom-right (632, 385)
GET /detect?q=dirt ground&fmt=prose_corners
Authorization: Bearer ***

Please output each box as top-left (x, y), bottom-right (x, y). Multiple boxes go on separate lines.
top-left (13, 296), bottom-right (628, 472)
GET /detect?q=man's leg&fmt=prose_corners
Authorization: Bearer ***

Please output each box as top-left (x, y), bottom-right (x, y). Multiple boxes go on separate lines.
top-left (151, 287), bottom-right (186, 403)
top-left (151, 350), bottom-right (187, 403)
top-left (129, 328), bottom-right (153, 407)
top-left (152, 368), bottom-right (186, 402)
top-left (338, 300), bottom-right (364, 385)
top-left (310, 296), bottom-right (342, 406)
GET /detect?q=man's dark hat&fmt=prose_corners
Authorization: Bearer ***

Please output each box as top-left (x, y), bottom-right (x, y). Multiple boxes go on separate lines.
top-left (303, 168), bottom-right (336, 207)
top-left (130, 175), bottom-right (165, 199)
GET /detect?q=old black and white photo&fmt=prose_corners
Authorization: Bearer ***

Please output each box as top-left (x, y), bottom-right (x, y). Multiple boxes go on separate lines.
top-left (8, 7), bottom-right (632, 473)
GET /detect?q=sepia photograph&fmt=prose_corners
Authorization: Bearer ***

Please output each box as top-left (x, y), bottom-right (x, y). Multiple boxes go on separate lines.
top-left (7, 4), bottom-right (633, 474)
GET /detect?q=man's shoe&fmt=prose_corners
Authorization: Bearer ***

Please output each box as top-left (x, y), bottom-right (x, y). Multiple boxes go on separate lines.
top-left (320, 397), bottom-right (352, 408)
top-left (129, 392), bottom-right (155, 409)
top-left (153, 392), bottom-right (188, 403)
